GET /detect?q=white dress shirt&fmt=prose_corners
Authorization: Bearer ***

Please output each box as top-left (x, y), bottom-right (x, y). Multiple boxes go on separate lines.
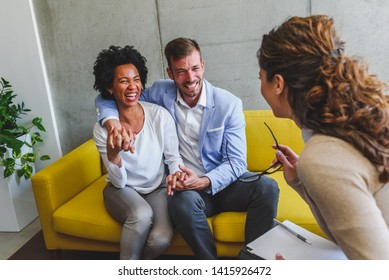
top-left (174, 82), bottom-right (207, 177)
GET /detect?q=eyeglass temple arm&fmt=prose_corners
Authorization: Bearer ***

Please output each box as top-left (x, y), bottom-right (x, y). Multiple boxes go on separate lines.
top-left (264, 122), bottom-right (281, 150)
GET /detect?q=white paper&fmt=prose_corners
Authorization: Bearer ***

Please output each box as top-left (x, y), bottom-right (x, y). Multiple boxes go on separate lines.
top-left (246, 220), bottom-right (348, 260)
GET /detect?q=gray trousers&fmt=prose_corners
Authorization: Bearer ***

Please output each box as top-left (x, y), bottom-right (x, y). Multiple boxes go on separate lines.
top-left (103, 183), bottom-right (173, 259)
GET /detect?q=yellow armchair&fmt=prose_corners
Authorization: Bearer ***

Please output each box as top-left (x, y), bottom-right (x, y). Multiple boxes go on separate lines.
top-left (32, 110), bottom-right (322, 258)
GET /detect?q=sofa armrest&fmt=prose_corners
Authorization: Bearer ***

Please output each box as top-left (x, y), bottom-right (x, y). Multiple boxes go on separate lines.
top-left (32, 139), bottom-right (102, 247)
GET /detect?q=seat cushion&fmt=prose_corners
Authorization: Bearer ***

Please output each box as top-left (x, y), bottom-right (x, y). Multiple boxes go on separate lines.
top-left (52, 172), bottom-right (323, 248)
top-left (53, 175), bottom-right (215, 246)
top-left (269, 172), bottom-right (324, 237)
top-left (213, 212), bottom-right (246, 242)
top-left (212, 172), bottom-right (324, 243)
top-left (53, 176), bottom-right (122, 242)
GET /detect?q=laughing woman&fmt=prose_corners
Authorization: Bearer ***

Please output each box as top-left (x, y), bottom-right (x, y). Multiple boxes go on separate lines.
top-left (92, 45), bottom-right (185, 259)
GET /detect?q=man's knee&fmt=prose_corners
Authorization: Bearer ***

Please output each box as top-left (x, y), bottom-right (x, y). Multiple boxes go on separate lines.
top-left (168, 191), bottom-right (205, 213)
top-left (254, 177), bottom-right (280, 201)
top-left (264, 176), bottom-right (279, 192)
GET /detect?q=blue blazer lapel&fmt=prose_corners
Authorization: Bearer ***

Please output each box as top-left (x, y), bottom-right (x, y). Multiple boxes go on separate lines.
top-left (199, 81), bottom-right (216, 150)
top-left (162, 87), bottom-right (178, 123)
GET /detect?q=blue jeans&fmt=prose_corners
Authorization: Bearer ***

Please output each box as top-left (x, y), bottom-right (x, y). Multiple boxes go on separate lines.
top-left (167, 175), bottom-right (279, 259)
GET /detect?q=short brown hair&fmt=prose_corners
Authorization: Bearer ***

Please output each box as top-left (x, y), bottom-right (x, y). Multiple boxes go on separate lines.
top-left (164, 37), bottom-right (201, 69)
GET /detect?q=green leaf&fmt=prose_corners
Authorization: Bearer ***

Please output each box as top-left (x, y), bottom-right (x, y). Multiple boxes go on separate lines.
top-left (32, 132), bottom-right (43, 142)
top-left (22, 164), bottom-right (33, 179)
top-left (30, 136), bottom-right (37, 145)
top-left (4, 167), bottom-right (15, 178)
top-left (17, 168), bottom-right (25, 179)
top-left (0, 146), bottom-right (6, 156)
top-left (33, 117), bottom-right (46, 132)
top-left (40, 155), bottom-right (51, 161)
top-left (18, 126), bottom-right (28, 134)
top-left (2, 137), bottom-right (24, 149)
top-left (21, 152), bottom-right (36, 163)
top-left (24, 141), bottom-right (33, 148)
top-left (1, 76), bottom-right (51, 179)
top-left (12, 148), bottom-right (21, 159)
top-left (3, 157), bottom-right (16, 167)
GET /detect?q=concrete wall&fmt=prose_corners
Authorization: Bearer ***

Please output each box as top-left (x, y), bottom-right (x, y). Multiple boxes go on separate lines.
top-left (31, 0), bottom-right (164, 155)
top-left (9, 0), bottom-right (389, 157)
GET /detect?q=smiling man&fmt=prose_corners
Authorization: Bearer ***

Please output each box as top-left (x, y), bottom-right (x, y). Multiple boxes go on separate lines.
top-left (95, 37), bottom-right (279, 259)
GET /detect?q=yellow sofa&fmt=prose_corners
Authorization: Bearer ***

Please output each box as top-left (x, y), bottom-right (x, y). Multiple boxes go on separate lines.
top-left (32, 110), bottom-right (323, 258)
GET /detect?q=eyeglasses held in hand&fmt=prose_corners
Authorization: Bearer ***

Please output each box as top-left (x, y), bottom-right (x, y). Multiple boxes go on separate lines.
top-left (227, 122), bottom-right (282, 183)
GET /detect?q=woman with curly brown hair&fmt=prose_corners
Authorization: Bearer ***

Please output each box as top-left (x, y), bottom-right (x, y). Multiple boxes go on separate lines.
top-left (257, 15), bottom-right (389, 259)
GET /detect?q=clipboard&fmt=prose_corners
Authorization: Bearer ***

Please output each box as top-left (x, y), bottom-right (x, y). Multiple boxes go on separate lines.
top-left (245, 219), bottom-right (348, 260)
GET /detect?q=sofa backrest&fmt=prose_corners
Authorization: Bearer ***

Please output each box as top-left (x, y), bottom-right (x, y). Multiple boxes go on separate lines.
top-left (244, 110), bottom-right (304, 172)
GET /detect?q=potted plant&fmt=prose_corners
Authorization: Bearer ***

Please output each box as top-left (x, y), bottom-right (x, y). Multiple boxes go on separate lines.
top-left (0, 77), bottom-right (50, 179)
top-left (0, 76), bottom-right (50, 232)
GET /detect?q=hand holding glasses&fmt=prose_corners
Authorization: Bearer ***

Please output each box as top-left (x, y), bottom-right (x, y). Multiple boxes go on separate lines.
top-left (227, 122), bottom-right (282, 183)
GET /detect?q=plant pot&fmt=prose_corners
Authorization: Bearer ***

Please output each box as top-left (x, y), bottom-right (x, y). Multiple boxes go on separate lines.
top-left (0, 134), bottom-right (38, 232)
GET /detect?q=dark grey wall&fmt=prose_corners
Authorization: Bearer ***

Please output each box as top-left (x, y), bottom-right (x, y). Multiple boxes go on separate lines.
top-left (32, 0), bottom-right (389, 155)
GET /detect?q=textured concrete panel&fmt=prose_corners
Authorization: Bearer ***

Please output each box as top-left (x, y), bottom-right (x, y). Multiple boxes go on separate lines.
top-left (31, 0), bottom-right (388, 154)
top-left (312, 0), bottom-right (389, 84)
top-left (33, 0), bottom-right (162, 154)
top-left (157, 0), bottom-right (310, 110)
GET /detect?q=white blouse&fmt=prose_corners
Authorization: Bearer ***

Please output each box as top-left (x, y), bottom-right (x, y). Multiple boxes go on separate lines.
top-left (93, 101), bottom-right (183, 194)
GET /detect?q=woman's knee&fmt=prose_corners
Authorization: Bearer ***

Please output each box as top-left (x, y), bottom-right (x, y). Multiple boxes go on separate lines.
top-left (123, 204), bottom-right (153, 232)
top-left (147, 228), bottom-right (173, 251)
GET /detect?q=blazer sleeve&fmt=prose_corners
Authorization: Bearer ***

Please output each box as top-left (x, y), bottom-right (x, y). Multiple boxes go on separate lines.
top-left (95, 80), bottom-right (174, 123)
top-left (204, 98), bottom-right (247, 195)
top-left (95, 94), bottom-right (119, 123)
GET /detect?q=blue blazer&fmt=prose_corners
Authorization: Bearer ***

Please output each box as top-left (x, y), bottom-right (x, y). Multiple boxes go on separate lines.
top-left (95, 79), bottom-right (247, 194)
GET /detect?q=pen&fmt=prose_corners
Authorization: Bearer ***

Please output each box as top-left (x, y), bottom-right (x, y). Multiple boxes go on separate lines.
top-left (274, 219), bottom-right (312, 245)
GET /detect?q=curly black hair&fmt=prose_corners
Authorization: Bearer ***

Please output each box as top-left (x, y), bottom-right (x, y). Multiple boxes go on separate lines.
top-left (93, 45), bottom-right (148, 99)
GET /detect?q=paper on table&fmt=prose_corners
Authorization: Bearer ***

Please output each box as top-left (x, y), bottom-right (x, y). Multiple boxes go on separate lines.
top-left (246, 220), bottom-right (347, 260)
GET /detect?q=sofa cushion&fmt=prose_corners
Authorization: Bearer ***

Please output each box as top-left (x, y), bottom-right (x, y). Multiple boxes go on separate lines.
top-left (211, 172), bottom-right (323, 243)
top-left (52, 170), bottom-right (322, 245)
top-left (53, 176), bottom-right (121, 242)
top-left (269, 172), bottom-right (324, 237)
top-left (53, 175), bottom-right (215, 246)
top-left (32, 110), bottom-right (324, 258)
top-left (213, 212), bottom-right (246, 242)
top-left (52, 109), bottom-right (324, 249)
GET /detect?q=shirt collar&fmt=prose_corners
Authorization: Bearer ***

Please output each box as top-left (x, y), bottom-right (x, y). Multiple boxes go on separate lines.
top-left (302, 128), bottom-right (313, 143)
top-left (176, 81), bottom-right (207, 108)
